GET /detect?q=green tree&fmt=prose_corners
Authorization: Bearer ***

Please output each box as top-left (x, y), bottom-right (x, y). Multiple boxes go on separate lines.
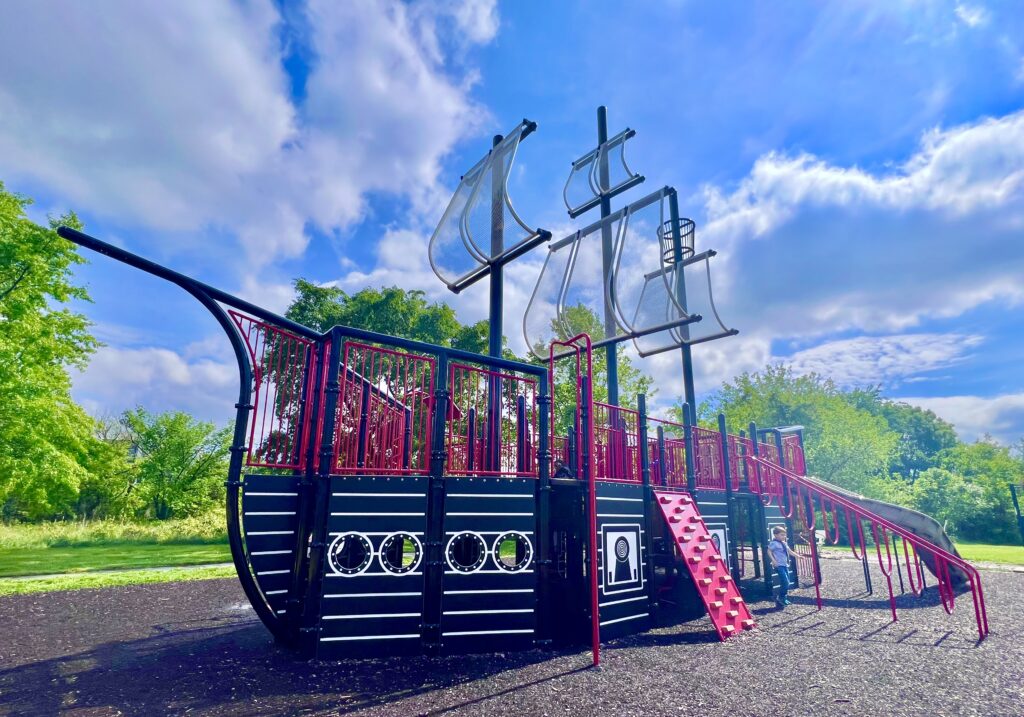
top-left (74, 415), bottom-right (140, 520)
top-left (121, 408), bottom-right (231, 520)
top-left (908, 467), bottom-right (991, 539)
top-left (0, 183), bottom-right (104, 519)
top-left (863, 399), bottom-right (958, 479)
top-left (545, 304), bottom-right (655, 432)
top-left (286, 280), bottom-right (492, 353)
top-left (698, 365), bottom-right (897, 495)
top-left (933, 439), bottom-right (1022, 542)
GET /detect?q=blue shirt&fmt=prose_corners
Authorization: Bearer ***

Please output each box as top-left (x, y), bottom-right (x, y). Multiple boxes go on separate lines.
top-left (768, 539), bottom-right (790, 567)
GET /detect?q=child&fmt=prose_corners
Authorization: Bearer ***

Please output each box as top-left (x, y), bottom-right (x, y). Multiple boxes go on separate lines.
top-left (768, 526), bottom-right (800, 608)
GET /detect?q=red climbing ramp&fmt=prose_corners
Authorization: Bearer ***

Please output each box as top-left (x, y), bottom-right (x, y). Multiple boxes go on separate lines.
top-left (654, 491), bottom-right (755, 640)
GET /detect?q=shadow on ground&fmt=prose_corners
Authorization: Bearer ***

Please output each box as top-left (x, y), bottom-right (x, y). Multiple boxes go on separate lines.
top-left (0, 615), bottom-right (585, 716)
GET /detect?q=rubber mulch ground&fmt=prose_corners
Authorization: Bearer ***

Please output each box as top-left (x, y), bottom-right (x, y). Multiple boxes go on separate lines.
top-left (1, 557), bottom-right (1021, 716)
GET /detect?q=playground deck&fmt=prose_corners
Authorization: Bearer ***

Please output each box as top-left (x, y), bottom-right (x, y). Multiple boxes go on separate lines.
top-left (2, 558), bottom-right (1019, 717)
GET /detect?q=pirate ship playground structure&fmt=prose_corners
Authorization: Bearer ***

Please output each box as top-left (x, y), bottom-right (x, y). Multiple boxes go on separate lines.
top-left (57, 107), bottom-right (989, 664)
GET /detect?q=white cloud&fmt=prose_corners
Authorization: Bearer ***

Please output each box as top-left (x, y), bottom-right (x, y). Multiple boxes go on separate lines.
top-left (783, 333), bottom-right (983, 388)
top-left (73, 346), bottom-right (237, 423)
top-left (449, 0), bottom-right (500, 44)
top-left (694, 110), bottom-right (1024, 384)
top-left (901, 393), bottom-right (1024, 443)
top-left (0, 0), bottom-right (495, 270)
top-left (703, 110), bottom-right (1024, 248)
top-left (954, 3), bottom-right (989, 28)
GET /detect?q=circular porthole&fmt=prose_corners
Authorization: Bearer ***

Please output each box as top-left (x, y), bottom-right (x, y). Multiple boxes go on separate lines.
top-left (493, 532), bottom-right (533, 573)
top-left (379, 532), bottom-right (423, 575)
top-left (446, 532), bottom-right (487, 573)
top-left (327, 533), bottom-right (373, 576)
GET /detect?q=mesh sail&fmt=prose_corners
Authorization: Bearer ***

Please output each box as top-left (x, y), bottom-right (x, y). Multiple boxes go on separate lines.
top-left (562, 129), bottom-right (641, 217)
top-left (674, 251), bottom-right (736, 346)
top-left (524, 188), bottom-right (701, 359)
top-left (429, 122), bottom-right (543, 291)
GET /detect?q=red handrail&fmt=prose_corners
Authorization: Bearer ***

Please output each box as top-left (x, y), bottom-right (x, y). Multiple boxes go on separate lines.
top-left (748, 456), bottom-right (989, 640)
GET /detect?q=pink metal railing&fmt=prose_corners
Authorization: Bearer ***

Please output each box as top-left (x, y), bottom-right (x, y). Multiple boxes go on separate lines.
top-left (446, 363), bottom-right (538, 478)
top-left (230, 310), bottom-right (317, 471)
top-left (646, 417), bottom-right (686, 488)
top-left (332, 341), bottom-right (434, 475)
top-left (782, 434), bottom-right (806, 475)
top-left (726, 434), bottom-right (752, 491)
top-left (593, 402), bottom-right (641, 482)
top-left (747, 455), bottom-right (989, 641)
top-left (692, 427), bottom-right (727, 490)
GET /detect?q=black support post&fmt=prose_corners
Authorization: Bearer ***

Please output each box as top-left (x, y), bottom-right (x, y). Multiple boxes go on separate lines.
top-left (1010, 484), bottom-right (1024, 547)
top-left (638, 394), bottom-right (658, 619)
top-left (286, 340), bottom-right (327, 641)
top-left (751, 421), bottom-right (772, 594)
top-left (536, 380), bottom-right (553, 646)
top-left (682, 402), bottom-right (697, 494)
top-left (299, 328), bottom-right (343, 655)
top-left (667, 190), bottom-right (696, 412)
top-left (656, 426), bottom-right (668, 489)
top-left (597, 106), bottom-right (619, 406)
top-left (424, 351), bottom-right (450, 655)
top-left (719, 413), bottom-right (740, 582)
top-left (489, 133), bottom-right (504, 358)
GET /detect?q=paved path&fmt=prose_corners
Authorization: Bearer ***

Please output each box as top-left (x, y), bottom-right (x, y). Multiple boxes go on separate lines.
top-left (0, 560), bottom-right (1021, 716)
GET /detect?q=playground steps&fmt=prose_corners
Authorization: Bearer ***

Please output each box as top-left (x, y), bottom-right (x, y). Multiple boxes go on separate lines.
top-left (653, 491), bottom-right (756, 640)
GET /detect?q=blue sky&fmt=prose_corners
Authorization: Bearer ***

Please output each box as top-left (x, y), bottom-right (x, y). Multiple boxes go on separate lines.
top-left (1, 1), bottom-right (1023, 442)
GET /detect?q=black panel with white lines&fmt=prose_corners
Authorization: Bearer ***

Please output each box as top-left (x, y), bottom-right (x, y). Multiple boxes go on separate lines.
top-left (693, 489), bottom-right (732, 575)
top-left (440, 477), bottom-right (538, 654)
top-left (241, 474), bottom-right (301, 618)
top-left (595, 481), bottom-right (653, 640)
top-left (316, 475), bottom-right (429, 658)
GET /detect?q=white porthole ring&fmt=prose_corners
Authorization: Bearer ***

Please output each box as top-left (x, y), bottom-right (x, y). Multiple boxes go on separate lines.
top-left (445, 531), bottom-right (488, 574)
top-left (327, 532), bottom-right (374, 577)
top-left (492, 531), bottom-right (534, 573)
top-left (378, 532), bottom-right (423, 575)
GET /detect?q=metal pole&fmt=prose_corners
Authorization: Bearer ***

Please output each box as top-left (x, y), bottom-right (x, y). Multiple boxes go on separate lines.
top-left (892, 534), bottom-right (905, 594)
top-left (488, 133), bottom-right (504, 476)
top-left (667, 190), bottom-right (696, 410)
top-left (751, 421), bottom-right (773, 594)
top-left (489, 133), bottom-right (504, 358)
top-left (597, 106), bottom-right (618, 406)
top-left (682, 402), bottom-right (697, 494)
top-left (638, 394), bottom-right (658, 619)
top-left (719, 413), bottom-right (740, 582)
top-left (300, 327), bottom-right (343, 655)
top-left (424, 351), bottom-right (451, 656)
top-left (536, 380), bottom-right (552, 646)
top-left (1010, 484), bottom-right (1024, 547)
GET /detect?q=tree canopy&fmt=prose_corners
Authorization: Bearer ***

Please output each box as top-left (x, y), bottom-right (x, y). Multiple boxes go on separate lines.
top-left (696, 364), bottom-right (1024, 542)
top-left (696, 365), bottom-right (896, 495)
top-left (0, 182), bottom-right (101, 519)
top-left (286, 280), bottom-right (493, 353)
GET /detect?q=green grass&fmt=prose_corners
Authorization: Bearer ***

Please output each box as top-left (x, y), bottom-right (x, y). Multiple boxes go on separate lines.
top-left (0, 512), bottom-right (226, 549)
top-left (0, 565), bottom-right (236, 597)
top-left (955, 542), bottom-right (1024, 566)
top-left (0, 542), bottom-right (231, 578)
top-left (0, 514), bottom-right (231, 592)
